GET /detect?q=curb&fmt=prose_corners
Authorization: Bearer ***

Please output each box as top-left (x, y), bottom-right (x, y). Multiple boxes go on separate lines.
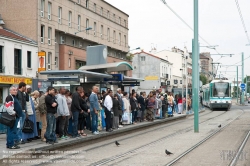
top-left (32, 115), bottom-right (187, 152)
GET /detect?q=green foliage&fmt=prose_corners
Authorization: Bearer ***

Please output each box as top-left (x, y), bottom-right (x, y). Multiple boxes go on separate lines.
top-left (200, 74), bottom-right (208, 85)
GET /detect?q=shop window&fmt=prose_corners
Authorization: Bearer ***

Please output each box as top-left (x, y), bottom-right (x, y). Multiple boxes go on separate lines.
top-left (14, 49), bottom-right (22, 75)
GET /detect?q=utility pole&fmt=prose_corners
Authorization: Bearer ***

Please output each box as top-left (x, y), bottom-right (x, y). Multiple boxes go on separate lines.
top-left (193, 0), bottom-right (199, 133)
top-left (242, 52), bottom-right (244, 104)
top-left (237, 66), bottom-right (239, 103)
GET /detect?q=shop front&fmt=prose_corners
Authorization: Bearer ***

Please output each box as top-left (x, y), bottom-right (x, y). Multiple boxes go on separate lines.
top-left (0, 75), bottom-right (32, 105)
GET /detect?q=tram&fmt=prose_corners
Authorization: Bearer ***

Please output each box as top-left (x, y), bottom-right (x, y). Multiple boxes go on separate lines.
top-left (201, 79), bottom-right (232, 111)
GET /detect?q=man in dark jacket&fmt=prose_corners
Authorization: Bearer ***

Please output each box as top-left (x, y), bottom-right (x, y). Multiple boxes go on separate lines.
top-left (138, 92), bottom-right (146, 122)
top-left (71, 86), bottom-right (84, 138)
top-left (44, 87), bottom-right (58, 144)
top-left (5, 86), bottom-right (22, 149)
top-left (16, 82), bottom-right (27, 144)
top-left (116, 88), bottom-right (123, 127)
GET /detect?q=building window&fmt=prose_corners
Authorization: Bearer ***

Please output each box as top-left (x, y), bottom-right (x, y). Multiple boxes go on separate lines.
top-left (107, 11), bottom-right (110, 19)
top-left (86, 0), bottom-right (89, 8)
top-left (78, 15), bottom-right (81, 31)
top-left (93, 3), bottom-right (96, 12)
top-left (107, 28), bottom-right (110, 41)
top-left (93, 22), bottom-right (96, 36)
top-left (86, 19), bottom-right (89, 34)
top-left (55, 57), bottom-right (58, 67)
top-left (41, 0), bottom-right (45, 17)
top-left (75, 60), bottom-right (86, 69)
top-left (113, 31), bottom-right (116, 43)
top-left (14, 49), bottom-right (22, 75)
top-left (78, 0), bottom-right (80, 4)
top-left (48, 27), bottom-right (52, 45)
top-left (119, 33), bottom-right (121, 45)
top-left (72, 40), bottom-right (75, 46)
top-left (41, 25), bottom-right (45, 43)
top-left (47, 52), bottom-right (52, 70)
top-left (60, 36), bottom-right (65, 44)
top-left (100, 25), bottom-right (103, 39)
top-left (48, 2), bottom-right (52, 20)
top-left (113, 14), bottom-right (116, 22)
top-left (124, 35), bottom-right (126, 47)
top-left (79, 41), bottom-right (82, 47)
top-left (124, 20), bottom-right (127, 27)
top-left (68, 11), bottom-right (72, 27)
top-left (141, 56), bottom-right (145, 61)
top-left (68, 58), bottom-right (71, 68)
top-left (58, 7), bottom-right (62, 24)
top-left (0, 46), bottom-right (3, 73)
top-left (119, 17), bottom-right (121, 24)
top-left (27, 51), bottom-right (31, 68)
top-left (100, 7), bottom-right (103, 16)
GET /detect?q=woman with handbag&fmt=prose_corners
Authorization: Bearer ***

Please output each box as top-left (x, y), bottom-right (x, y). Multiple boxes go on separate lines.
top-left (112, 94), bottom-right (121, 129)
top-left (146, 92), bottom-right (155, 121)
top-left (78, 91), bottom-right (88, 136)
top-left (130, 92), bottom-right (138, 124)
top-left (22, 86), bottom-right (38, 143)
top-left (122, 92), bottom-right (131, 125)
top-left (31, 90), bottom-right (41, 139)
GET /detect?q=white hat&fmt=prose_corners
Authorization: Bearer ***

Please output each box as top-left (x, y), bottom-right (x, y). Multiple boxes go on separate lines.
top-left (26, 85), bottom-right (31, 89)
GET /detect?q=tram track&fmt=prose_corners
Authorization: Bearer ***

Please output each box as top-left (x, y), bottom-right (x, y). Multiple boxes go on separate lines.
top-left (85, 111), bottom-right (228, 166)
top-left (164, 108), bottom-right (246, 166)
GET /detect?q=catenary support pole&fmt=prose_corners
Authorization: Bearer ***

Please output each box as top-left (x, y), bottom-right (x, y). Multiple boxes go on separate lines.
top-left (193, 0), bottom-right (199, 133)
top-left (237, 66), bottom-right (239, 103)
top-left (242, 52), bottom-right (244, 104)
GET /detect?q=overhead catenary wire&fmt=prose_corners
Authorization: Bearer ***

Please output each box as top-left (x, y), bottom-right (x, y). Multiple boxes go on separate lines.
top-left (235, 0), bottom-right (250, 45)
top-left (160, 0), bottom-right (221, 55)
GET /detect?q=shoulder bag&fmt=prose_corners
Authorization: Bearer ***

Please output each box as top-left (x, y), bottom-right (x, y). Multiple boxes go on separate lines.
top-left (22, 119), bottom-right (34, 133)
top-left (0, 105), bottom-right (16, 128)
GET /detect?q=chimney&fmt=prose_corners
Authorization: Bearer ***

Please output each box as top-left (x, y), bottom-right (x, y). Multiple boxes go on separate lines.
top-left (0, 14), bottom-right (5, 29)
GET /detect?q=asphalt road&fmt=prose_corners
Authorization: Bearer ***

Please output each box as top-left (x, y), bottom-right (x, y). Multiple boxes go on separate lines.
top-left (4, 105), bottom-right (250, 166)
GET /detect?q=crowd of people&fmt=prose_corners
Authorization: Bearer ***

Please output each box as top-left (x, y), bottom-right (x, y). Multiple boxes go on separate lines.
top-left (4, 82), bottom-right (192, 149)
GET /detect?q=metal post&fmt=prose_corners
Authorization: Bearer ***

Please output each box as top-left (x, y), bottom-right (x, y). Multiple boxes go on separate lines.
top-left (242, 52), bottom-right (244, 104)
top-left (186, 56), bottom-right (188, 112)
top-left (234, 78), bottom-right (235, 98)
top-left (237, 66), bottom-right (239, 103)
top-left (246, 75), bottom-right (248, 100)
top-left (193, 0), bottom-right (199, 133)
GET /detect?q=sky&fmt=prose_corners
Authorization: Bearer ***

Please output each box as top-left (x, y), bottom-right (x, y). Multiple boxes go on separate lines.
top-left (105, 0), bottom-right (250, 81)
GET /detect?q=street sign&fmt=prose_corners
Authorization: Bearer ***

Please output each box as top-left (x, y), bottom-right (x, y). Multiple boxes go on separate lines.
top-left (241, 83), bottom-right (245, 89)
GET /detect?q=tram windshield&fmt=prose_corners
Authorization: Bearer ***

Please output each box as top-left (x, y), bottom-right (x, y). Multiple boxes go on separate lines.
top-left (213, 82), bottom-right (230, 97)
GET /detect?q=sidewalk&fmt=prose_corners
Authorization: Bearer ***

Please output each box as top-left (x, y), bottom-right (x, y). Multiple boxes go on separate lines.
top-left (0, 113), bottom-right (190, 161)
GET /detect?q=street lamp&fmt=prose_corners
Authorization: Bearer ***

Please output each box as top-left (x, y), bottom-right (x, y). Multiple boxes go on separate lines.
top-left (74, 27), bottom-right (92, 35)
top-left (127, 47), bottom-right (140, 54)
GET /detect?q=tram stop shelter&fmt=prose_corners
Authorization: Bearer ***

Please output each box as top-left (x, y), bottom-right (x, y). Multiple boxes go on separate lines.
top-left (39, 62), bottom-right (144, 93)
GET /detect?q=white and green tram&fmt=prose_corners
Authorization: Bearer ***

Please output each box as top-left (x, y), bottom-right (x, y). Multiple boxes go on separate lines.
top-left (201, 80), bottom-right (232, 111)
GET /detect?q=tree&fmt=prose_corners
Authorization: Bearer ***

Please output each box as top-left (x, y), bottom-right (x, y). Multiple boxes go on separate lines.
top-left (200, 74), bottom-right (208, 85)
top-left (243, 76), bottom-right (250, 94)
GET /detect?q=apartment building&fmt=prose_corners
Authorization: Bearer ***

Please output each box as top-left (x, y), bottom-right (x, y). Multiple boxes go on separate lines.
top-left (0, 0), bottom-right (129, 78)
top-left (0, 17), bottom-right (38, 103)
top-left (132, 51), bottom-right (173, 94)
top-left (200, 52), bottom-right (214, 81)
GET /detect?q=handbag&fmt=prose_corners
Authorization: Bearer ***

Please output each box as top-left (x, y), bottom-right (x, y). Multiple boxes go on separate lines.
top-left (79, 111), bottom-right (88, 118)
top-left (22, 119), bottom-right (34, 133)
top-left (0, 101), bottom-right (16, 128)
top-left (122, 112), bottom-right (129, 122)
